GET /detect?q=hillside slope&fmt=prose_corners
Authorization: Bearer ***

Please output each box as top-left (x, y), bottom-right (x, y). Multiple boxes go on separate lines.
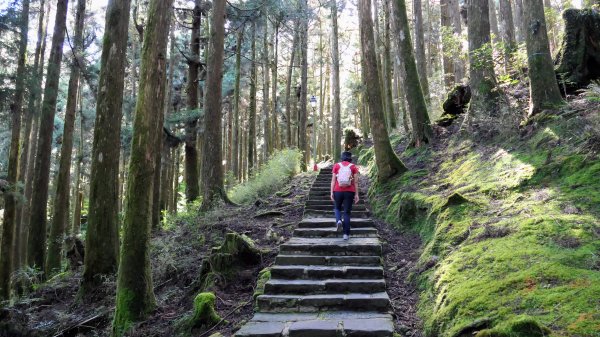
top-left (360, 100), bottom-right (600, 337)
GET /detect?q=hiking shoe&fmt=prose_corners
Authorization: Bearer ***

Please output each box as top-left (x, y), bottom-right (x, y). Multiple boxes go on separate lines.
top-left (336, 220), bottom-right (343, 232)
top-left (343, 234), bottom-right (349, 241)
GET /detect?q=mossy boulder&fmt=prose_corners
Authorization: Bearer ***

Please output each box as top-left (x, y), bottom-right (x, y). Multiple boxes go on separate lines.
top-left (176, 292), bottom-right (223, 335)
top-left (253, 268), bottom-right (271, 300)
top-left (474, 317), bottom-right (551, 337)
top-left (442, 192), bottom-right (470, 208)
top-left (197, 232), bottom-right (262, 291)
top-left (437, 85), bottom-right (472, 126)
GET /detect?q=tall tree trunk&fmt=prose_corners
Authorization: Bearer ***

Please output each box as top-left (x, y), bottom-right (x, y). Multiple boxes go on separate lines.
top-left (513, 0), bottom-right (525, 43)
top-left (285, 28), bottom-right (298, 148)
top-left (359, 0), bottom-right (408, 181)
top-left (262, 13), bottom-right (272, 158)
top-left (200, 0), bottom-right (226, 210)
top-left (232, 26), bottom-right (243, 180)
top-left (271, 21), bottom-right (280, 151)
top-left (71, 109), bottom-right (84, 234)
top-left (298, 0), bottom-right (309, 170)
top-left (184, 0), bottom-right (201, 203)
top-left (489, 0), bottom-right (500, 43)
top-left (330, 0), bottom-right (342, 160)
top-left (16, 0), bottom-right (47, 269)
top-left (523, 0), bottom-right (563, 116)
top-left (413, 0), bottom-right (430, 103)
top-left (467, 0), bottom-right (502, 118)
top-left (248, 22), bottom-right (257, 173)
top-left (383, 0), bottom-right (396, 129)
top-left (46, 0), bottom-right (86, 276)
top-left (0, 0), bottom-right (30, 299)
top-left (499, 0), bottom-right (516, 73)
top-left (112, 0), bottom-right (172, 333)
top-left (390, 0), bottom-right (432, 146)
top-left (28, 0), bottom-right (69, 271)
top-left (450, 0), bottom-right (465, 83)
top-left (81, 0), bottom-right (131, 294)
top-left (440, 0), bottom-right (455, 88)
top-left (161, 28), bottom-right (177, 215)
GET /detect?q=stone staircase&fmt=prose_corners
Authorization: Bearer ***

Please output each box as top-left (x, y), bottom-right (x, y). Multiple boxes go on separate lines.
top-left (234, 167), bottom-right (394, 336)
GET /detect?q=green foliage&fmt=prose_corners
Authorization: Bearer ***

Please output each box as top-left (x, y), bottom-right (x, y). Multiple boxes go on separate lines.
top-left (360, 116), bottom-right (600, 337)
top-left (228, 149), bottom-right (302, 204)
top-left (579, 80), bottom-right (600, 103)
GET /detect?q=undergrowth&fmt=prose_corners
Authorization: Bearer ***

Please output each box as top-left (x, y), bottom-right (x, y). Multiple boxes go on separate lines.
top-left (362, 110), bottom-right (600, 337)
top-left (228, 149), bottom-right (302, 204)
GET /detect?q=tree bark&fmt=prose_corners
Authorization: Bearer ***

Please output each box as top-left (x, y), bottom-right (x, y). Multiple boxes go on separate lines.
top-left (383, 0), bottom-right (396, 129)
top-left (284, 28), bottom-right (298, 148)
top-left (450, 0), bottom-right (465, 83)
top-left (489, 0), bottom-right (500, 43)
top-left (262, 13), bottom-right (272, 158)
top-left (467, 0), bottom-right (501, 118)
top-left (523, 0), bottom-right (563, 116)
top-left (440, 0), bottom-right (455, 88)
top-left (271, 21), bottom-right (280, 150)
top-left (46, 0), bottom-right (86, 276)
top-left (499, 0), bottom-right (516, 73)
top-left (298, 0), bottom-right (309, 170)
top-left (390, 0), bottom-right (432, 146)
top-left (28, 0), bottom-right (69, 271)
top-left (200, 0), bottom-right (226, 210)
top-left (232, 26), bottom-right (243, 180)
top-left (513, 0), bottom-right (525, 43)
top-left (330, 0), bottom-right (342, 160)
top-left (248, 21), bottom-right (257, 173)
top-left (0, 0), bottom-right (29, 299)
top-left (81, 0), bottom-right (131, 294)
top-left (112, 0), bottom-right (172, 334)
top-left (184, 0), bottom-right (201, 203)
top-left (413, 0), bottom-right (430, 103)
top-left (359, 0), bottom-right (408, 181)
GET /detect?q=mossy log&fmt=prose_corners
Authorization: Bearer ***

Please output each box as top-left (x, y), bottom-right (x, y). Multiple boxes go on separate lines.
top-left (437, 85), bottom-right (471, 127)
top-left (554, 8), bottom-right (600, 93)
top-left (198, 233), bottom-right (262, 291)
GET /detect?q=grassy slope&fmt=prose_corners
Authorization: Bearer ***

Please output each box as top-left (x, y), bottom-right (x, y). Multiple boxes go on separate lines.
top-left (361, 111), bottom-right (600, 337)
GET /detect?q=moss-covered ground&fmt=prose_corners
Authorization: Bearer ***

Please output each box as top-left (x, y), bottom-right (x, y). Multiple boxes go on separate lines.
top-left (361, 111), bottom-right (600, 337)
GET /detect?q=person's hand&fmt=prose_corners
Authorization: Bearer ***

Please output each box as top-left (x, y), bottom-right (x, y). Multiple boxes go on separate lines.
top-left (330, 193), bottom-right (334, 202)
top-left (354, 194), bottom-right (360, 204)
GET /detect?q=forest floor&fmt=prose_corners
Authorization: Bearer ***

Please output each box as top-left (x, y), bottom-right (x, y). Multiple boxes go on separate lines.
top-left (1, 167), bottom-right (425, 336)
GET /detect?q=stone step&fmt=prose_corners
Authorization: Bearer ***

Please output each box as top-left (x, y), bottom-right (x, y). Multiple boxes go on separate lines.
top-left (304, 204), bottom-right (367, 212)
top-left (294, 227), bottom-right (378, 238)
top-left (234, 312), bottom-right (394, 337)
top-left (280, 237), bottom-right (381, 256)
top-left (305, 199), bottom-right (365, 206)
top-left (264, 279), bottom-right (386, 295)
top-left (308, 191), bottom-right (366, 197)
top-left (304, 210), bottom-right (370, 218)
top-left (256, 292), bottom-right (390, 312)
top-left (270, 265), bottom-right (384, 280)
top-left (275, 255), bottom-right (381, 266)
top-left (297, 218), bottom-right (374, 228)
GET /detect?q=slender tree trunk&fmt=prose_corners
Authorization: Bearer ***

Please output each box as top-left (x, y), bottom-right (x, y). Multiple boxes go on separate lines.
top-left (46, 0), bottom-right (86, 276)
top-left (81, 0), bottom-right (131, 294)
top-left (298, 0), bottom-right (309, 170)
top-left (272, 21), bottom-right (280, 151)
top-left (383, 0), bottom-right (396, 129)
top-left (112, 0), bottom-right (172, 333)
top-left (28, 0), bottom-right (69, 271)
top-left (513, 0), bottom-right (525, 43)
top-left (262, 13), bottom-right (272, 157)
top-left (285, 28), bottom-right (298, 148)
top-left (160, 28), bottom-right (176, 215)
top-left (184, 0), bottom-right (201, 203)
top-left (330, 0), bottom-right (342, 159)
top-left (499, 0), bottom-right (516, 72)
top-left (200, 0), bottom-right (226, 210)
top-left (450, 0), bottom-right (465, 83)
top-left (523, 0), bottom-right (563, 116)
top-left (71, 110), bottom-right (83, 234)
top-left (390, 0), bottom-right (432, 146)
top-left (232, 26), bottom-right (243, 179)
top-left (440, 0), bottom-right (455, 88)
top-left (467, 0), bottom-right (502, 118)
top-left (489, 0), bottom-right (500, 43)
top-left (0, 0), bottom-right (29, 299)
top-left (359, 0), bottom-right (408, 181)
top-left (413, 0), bottom-right (430, 103)
top-left (248, 21), bottom-right (257, 173)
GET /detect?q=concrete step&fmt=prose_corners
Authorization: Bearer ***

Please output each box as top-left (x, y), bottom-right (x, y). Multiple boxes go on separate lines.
top-left (234, 312), bottom-right (394, 337)
top-left (297, 218), bottom-right (374, 228)
top-left (275, 255), bottom-right (381, 266)
top-left (305, 199), bottom-right (365, 206)
top-left (256, 292), bottom-right (390, 312)
top-left (304, 210), bottom-right (370, 218)
top-left (308, 191), bottom-right (366, 197)
top-left (270, 265), bottom-right (384, 280)
top-left (304, 204), bottom-right (367, 212)
top-left (280, 237), bottom-right (381, 256)
top-left (294, 227), bottom-right (378, 238)
top-left (264, 279), bottom-right (386, 295)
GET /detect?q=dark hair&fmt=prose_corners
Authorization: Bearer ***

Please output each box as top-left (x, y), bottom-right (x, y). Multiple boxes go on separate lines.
top-left (341, 151), bottom-right (352, 162)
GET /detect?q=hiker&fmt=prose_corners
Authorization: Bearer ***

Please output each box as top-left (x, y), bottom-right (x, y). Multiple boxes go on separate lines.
top-left (330, 151), bottom-right (360, 240)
